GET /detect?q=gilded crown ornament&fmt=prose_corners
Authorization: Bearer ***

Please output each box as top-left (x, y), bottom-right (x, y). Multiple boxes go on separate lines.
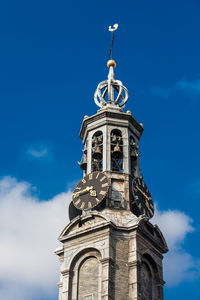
top-left (94, 62), bottom-right (129, 109)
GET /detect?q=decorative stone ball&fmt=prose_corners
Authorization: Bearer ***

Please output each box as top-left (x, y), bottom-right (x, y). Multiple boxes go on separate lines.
top-left (107, 59), bottom-right (116, 68)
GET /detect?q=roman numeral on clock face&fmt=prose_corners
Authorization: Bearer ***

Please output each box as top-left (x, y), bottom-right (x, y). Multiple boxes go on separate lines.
top-left (100, 176), bottom-right (106, 182)
top-left (80, 202), bottom-right (85, 210)
top-left (99, 190), bottom-right (106, 196)
top-left (102, 183), bottom-right (108, 188)
top-left (75, 199), bottom-right (81, 206)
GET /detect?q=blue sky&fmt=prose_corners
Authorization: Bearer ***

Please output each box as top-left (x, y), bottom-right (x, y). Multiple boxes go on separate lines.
top-left (0, 0), bottom-right (200, 299)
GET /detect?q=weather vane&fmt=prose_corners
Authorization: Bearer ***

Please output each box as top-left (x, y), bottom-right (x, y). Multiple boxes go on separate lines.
top-left (109, 23), bottom-right (118, 59)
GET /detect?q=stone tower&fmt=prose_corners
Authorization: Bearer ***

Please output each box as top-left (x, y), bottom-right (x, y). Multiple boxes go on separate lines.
top-left (55, 58), bottom-right (168, 300)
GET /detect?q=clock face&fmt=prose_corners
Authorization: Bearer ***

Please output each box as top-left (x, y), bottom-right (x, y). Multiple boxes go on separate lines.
top-left (72, 171), bottom-right (109, 210)
top-left (132, 177), bottom-right (154, 219)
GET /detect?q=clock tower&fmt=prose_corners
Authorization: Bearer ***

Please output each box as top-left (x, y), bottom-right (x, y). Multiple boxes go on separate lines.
top-left (55, 41), bottom-right (168, 299)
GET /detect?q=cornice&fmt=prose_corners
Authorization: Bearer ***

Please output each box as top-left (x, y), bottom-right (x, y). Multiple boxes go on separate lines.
top-left (79, 110), bottom-right (143, 140)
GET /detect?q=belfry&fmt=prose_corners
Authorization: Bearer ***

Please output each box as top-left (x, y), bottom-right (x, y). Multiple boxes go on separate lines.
top-left (55, 25), bottom-right (168, 300)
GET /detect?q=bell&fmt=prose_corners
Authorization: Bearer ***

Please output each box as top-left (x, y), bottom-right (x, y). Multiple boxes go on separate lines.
top-left (111, 134), bottom-right (117, 142)
top-left (112, 143), bottom-right (123, 159)
top-left (78, 155), bottom-right (87, 170)
top-left (92, 145), bottom-right (102, 160)
top-left (130, 150), bottom-right (138, 160)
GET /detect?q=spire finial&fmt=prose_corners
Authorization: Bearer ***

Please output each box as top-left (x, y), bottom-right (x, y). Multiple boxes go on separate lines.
top-left (107, 24), bottom-right (118, 69)
top-left (108, 24), bottom-right (118, 60)
top-left (94, 24), bottom-right (129, 111)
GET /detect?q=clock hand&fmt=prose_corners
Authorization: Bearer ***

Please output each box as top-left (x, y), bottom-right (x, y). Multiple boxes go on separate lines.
top-left (78, 189), bottom-right (92, 196)
top-left (72, 186), bottom-right (93, 198)
top-left (79, 186), bottom-right (94, 196)
top-left (135, 185), bottom-right (150, 201)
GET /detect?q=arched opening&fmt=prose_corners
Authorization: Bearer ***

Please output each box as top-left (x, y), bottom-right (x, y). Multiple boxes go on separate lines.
top-left (78, 256), bottom-right (99, 300)
top-left (129, 136), bottom-right (139, 176)
top-left (141, 254), bottom-right (161, 300)
top-left (111, 129), bottom-right (123, 172)
top-left (69, 248), bottom-right (102, 300)
top-left (141, 261), bottom-right (152, 300)
top-left (91, 131), bottom-right (103, 172)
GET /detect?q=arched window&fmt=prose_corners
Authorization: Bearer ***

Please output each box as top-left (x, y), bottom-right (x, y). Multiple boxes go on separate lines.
top-left (141, 254), bottom-right (162, 300)
top-left (130, 136), bottom-right (139, 176)
top-left (141, 261), bottom-right (152, 300)
top-left (78, 257), bottom-right (99, 300)
top-left (111, 129), bottom-right (123, 172)
top-left (69, 249), bottom-right (101, 300)
top-left (91, 131), bottom-right (103, 172)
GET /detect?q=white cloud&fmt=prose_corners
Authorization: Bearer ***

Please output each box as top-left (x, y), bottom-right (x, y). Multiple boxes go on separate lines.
top-left (152, 206), bottom-right (194, 250)
top-left (0, 177), bottom-right (199, 299)
top-left (152, 205), bottom-right (200, 287)
top-left (0, 176), bottom-right (71, 300)
top-left (26, 143), bottom-right (52, 159)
